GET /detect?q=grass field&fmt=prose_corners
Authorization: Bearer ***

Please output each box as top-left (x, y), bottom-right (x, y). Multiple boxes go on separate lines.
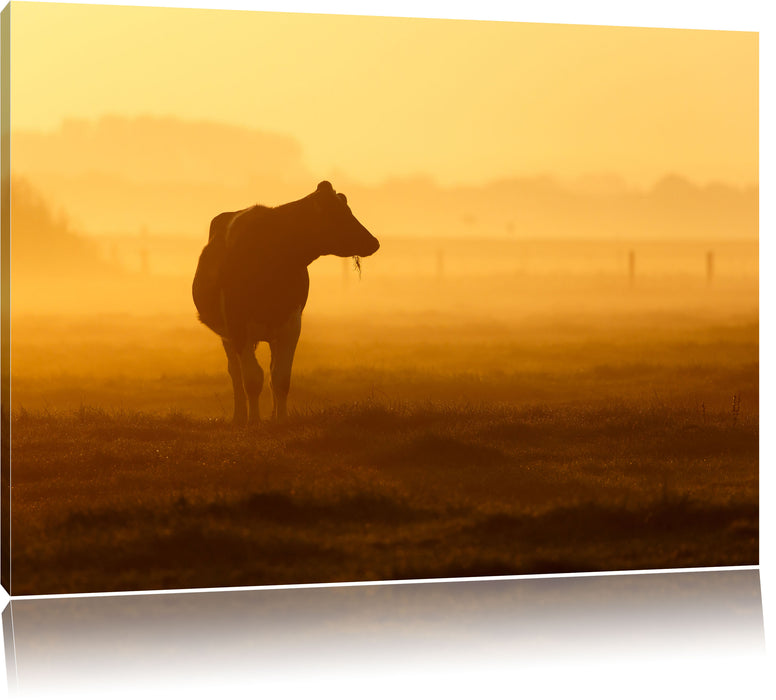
top-left (8, 300), bottom-right (758, 595)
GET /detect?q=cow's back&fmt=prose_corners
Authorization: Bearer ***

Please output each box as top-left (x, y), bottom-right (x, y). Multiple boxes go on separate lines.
top-left (194, 205), bottom-right (311, 344)
top-left (220, 207), bottom-right (311, 348)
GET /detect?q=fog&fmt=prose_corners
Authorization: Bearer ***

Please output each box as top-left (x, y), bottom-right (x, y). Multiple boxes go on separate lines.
top-left (8, 117), bottom-right (758, 412)
top-left (8, 163), bottom-right (758, 323)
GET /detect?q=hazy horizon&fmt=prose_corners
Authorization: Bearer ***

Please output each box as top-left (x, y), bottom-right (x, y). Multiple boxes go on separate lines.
top-left (11, 113), bottom-right (759, 245)
top-left (11, 113), bottom-right (760, 195)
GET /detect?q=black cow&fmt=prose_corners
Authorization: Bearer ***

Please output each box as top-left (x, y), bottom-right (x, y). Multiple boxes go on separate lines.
top-left (193, 181), bottom-right (380, 424)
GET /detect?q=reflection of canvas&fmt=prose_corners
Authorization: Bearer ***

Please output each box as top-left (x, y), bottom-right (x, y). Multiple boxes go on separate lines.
top-left (2, 570), bottom-right (765, 695)
top-left (0, 2), bottom-right (758, 595)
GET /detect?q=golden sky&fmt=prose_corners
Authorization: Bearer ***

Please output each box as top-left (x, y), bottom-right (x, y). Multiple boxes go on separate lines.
top-left (10, 1), bottom-right (758, 188)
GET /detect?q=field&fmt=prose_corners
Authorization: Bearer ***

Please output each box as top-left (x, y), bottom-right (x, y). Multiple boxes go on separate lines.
top-left (7, 266), bottom-right (759, 594)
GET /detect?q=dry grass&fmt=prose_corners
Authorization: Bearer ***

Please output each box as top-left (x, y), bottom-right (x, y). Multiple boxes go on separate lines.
top-left (8, 311), bottom-right (758, 594)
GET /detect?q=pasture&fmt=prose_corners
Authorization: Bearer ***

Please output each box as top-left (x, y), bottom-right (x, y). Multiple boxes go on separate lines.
top-left (8, 284), bottom-right (758, 594)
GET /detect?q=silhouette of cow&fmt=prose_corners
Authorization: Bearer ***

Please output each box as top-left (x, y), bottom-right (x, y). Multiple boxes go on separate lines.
top-left (193, 181), bottom-right (380, 424)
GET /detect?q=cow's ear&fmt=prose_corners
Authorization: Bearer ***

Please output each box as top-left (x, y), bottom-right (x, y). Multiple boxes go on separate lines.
top-left (337, 193), bottom-right (347, 204)
top-left (317, 181), bottom-right (334, 194)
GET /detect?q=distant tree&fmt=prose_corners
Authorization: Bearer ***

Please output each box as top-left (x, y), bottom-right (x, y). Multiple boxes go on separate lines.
top-left (11, 178), bottom-right (114, 276)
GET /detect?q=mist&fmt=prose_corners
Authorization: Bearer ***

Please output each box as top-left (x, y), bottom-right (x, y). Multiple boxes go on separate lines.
top-left (13, 116), bottom-right (758, 242)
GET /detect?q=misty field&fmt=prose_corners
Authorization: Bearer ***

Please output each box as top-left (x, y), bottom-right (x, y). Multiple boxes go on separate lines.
top-left (8, 302), bottom-right (758, 595)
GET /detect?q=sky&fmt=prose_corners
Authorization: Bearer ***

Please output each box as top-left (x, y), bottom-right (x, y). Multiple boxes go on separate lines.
top-left (9, 0), bottom-right (759, 189)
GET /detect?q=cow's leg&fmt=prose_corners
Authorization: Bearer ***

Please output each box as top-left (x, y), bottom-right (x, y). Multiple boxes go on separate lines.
top-left (269, 308), bottom-right (302, 420)
top-left (222, 338), bottom-right (248, 425)
top-left (238, 342), bottom-right (264, 425)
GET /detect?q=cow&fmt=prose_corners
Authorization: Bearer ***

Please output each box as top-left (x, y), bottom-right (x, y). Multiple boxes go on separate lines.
top-left (192, 181), bottom-right (380, 424)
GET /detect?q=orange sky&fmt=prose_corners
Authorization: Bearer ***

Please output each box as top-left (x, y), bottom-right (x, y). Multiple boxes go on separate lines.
top-left (10, 1), bottom-right (758, 188)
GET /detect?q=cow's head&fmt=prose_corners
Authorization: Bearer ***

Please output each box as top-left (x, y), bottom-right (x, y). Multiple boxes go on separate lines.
top-left (311, 181), bottom-right (380, 258)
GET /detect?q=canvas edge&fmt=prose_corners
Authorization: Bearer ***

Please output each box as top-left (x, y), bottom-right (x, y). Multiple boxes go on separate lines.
top-left (1, 0), bottom-right (11, 597)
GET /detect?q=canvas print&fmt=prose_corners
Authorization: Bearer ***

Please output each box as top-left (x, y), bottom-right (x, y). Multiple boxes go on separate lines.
top-left (0, 2), bottom-right (758, 595)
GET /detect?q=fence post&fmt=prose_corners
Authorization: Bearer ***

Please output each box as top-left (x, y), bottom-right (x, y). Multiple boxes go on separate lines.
top-left (706, 250), bottom-right (714, 286)
top-left (436, 248), bottom-right (445, 280)
top-left (139, 226), bottom-right (150, 275)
